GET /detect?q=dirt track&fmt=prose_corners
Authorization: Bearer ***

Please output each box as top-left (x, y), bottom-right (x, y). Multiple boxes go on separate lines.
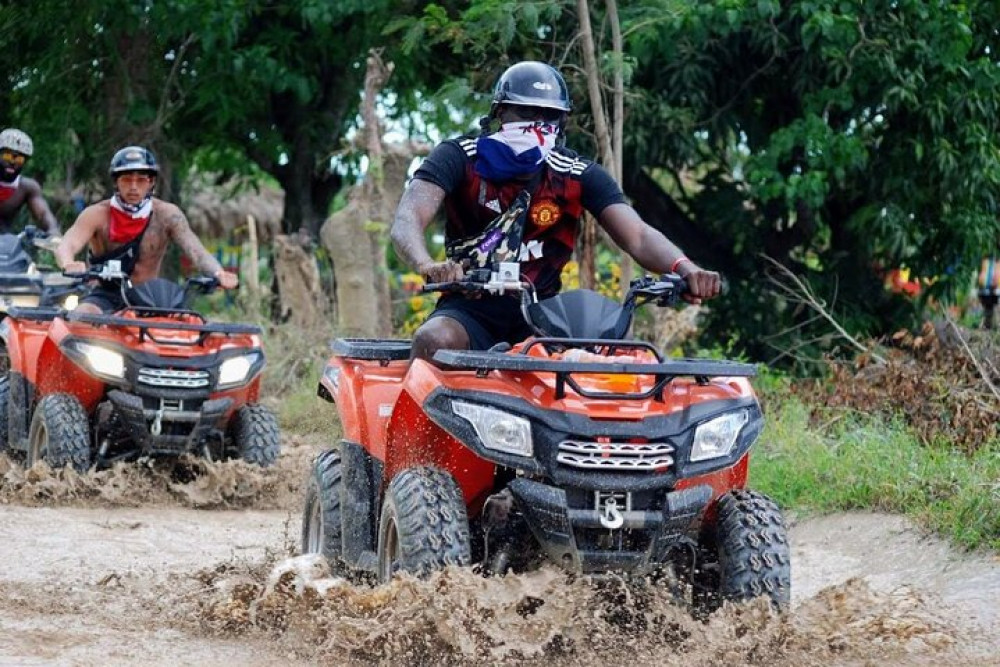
top-left (1, 443), bottom-right (998, 666)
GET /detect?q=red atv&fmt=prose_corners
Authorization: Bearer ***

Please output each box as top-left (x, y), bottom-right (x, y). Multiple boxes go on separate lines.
top-left (302, 264), bottom-right (789, 611)
top-left (0, 261), bottom-right (279, 471)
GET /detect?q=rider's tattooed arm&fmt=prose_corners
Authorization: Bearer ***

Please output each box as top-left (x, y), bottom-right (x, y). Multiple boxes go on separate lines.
top-left (389, 179), bottom-right (447, 272)
top-left (164, 206), bottom-right (223, 276)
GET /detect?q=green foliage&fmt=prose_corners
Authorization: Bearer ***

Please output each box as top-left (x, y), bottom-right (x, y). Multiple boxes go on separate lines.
top-left (754, 397), bottom-right (1000, 551)
top-left (620, 0), bottom-right (1000, 367)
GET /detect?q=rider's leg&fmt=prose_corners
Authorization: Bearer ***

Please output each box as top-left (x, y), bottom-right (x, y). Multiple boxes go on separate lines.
top-left (411, 316), bottom-right (470, 361)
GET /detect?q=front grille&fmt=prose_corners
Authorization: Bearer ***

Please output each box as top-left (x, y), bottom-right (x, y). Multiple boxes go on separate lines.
top-left (557, 440), bottom-right (674, 471)
top-left (137, 367), bottom-right (211, 389)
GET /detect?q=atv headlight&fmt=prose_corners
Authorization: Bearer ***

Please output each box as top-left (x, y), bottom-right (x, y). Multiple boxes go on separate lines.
top-left (690, 409), bottom-right (749, 462)
top-left (453, 401), bottom-right (533, 457)
top-left (76, 342), bottom-right (125, 379)
top-left (218, 354), bottom-right (256, 388)
top-left (62, 294), bottom-right (80, 310)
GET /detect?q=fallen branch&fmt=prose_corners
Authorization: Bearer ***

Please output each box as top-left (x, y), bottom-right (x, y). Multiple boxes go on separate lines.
top-left (761, 254), bottom-right (887, 365)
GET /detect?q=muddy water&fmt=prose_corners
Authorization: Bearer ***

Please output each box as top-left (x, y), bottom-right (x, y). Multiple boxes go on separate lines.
top-left (1, 440), bottom-right (998, 665)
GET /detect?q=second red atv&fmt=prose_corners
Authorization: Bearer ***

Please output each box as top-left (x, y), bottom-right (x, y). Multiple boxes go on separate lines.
top-left (0, 261), bottom-right (279, 471)
top-left (302, 263), bottom-right (790, 612)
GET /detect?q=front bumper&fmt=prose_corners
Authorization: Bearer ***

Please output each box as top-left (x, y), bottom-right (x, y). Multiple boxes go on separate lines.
top-left (107, 389), bottom-right (232, 456)
top-left (508, 477), bottom-right (712, 574)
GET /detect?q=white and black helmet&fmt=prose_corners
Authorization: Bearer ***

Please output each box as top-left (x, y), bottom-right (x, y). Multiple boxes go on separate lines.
top-left (109, 145), bottom-right (159, 177)
top-left (489, 61), bottom-right (573, 119)
top-left (0, 128), bottom-right (34, 157)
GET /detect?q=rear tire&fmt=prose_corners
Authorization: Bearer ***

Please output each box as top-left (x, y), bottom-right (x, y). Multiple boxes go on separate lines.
top-left (230, 404), bottom-right (280, 467)
top-left (27, 393), bottom-right (92, 472)
top-left (301, 449), bottom-right (344, 571)
top-left (377, 466), bottom-right (471, 583)
top-left (695, 490), bottom-right (790, 614)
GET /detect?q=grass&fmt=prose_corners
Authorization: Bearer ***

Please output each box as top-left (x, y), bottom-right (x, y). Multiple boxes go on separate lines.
top-left (751, 396), bottom-right (1000, 551)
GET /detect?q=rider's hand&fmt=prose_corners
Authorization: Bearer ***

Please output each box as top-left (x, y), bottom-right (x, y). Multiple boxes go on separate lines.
top-left (679, 264), bottom-right (722, 304)
top-left (419, 260), bottom-right (464, 284)
top-left (215, 269), bottom-right (239, 290)
top-left (63, 260), bottom-right (87, 274)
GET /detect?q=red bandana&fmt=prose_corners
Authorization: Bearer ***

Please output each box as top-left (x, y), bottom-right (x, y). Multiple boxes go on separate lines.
top-left (109, 197), bottom-right (152, 243)
top-left (0, 178), bottom-right (19, 203)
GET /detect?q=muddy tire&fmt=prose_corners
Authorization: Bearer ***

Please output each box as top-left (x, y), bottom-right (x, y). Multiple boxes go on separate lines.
top-left (377, 466), bottom-right (471, 582)
top-left (695, 489), bottom-right (790, 614)
top-left (0, 375), bottom-right (9, 452)
top-left (27, 393), bottom-right (91, 472)
top-left (230, 404), bottom-right (280, 467)
top-left (301, 449), bottom-right (344, 570)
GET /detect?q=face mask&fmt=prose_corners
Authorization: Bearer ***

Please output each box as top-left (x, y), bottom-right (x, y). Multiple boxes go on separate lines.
top-left (109, 194), bottom-right (153, 243)
top-left (475, 121), bottom-right (559, 181)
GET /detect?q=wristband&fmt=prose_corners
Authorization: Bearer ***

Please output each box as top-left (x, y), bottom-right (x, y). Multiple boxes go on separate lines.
top-left (670, 256), bottom-right (690, 274)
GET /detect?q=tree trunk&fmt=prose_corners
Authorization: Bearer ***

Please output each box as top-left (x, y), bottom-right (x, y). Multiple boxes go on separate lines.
top-left (272, 233), bottom-right (323, 329)
top-left (575, 0), bottom-right (611, 290)
top-left (320, 50), bottom-right (396, 337)
top-left (607, 0), bottom-right (633, 294)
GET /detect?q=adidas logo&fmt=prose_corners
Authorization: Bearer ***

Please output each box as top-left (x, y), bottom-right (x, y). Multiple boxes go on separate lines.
top-left (485, 199), bottom-right (501, 213)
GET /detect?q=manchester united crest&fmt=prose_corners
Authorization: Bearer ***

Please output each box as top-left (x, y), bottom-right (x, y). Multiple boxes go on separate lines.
top-left (530, 199), bottom-right (561, 228)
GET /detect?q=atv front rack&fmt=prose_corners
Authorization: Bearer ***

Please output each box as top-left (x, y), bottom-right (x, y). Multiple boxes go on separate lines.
top-left (433, 338), bottom-right (756, 401)
top-left (64, 311), bottom-right (262, 346)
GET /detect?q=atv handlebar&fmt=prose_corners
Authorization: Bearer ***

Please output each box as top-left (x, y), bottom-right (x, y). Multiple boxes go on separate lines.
top-left (628, 273), bottom-right (689, 308)
top-left (63, 262), bottom-right (220, 295)
top-left (422, 267), bottom-right (529, 297)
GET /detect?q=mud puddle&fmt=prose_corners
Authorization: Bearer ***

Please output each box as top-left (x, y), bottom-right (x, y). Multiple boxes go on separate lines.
top-left (1, 507), bottom-right (997, 666)
top-left (0, 433), bottom-right (323, 511)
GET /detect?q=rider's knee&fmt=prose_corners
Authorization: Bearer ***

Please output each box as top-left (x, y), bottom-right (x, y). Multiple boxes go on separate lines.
top-left (73, 302), bottom-right (103, 315)
top-left (411, 319), bottom-right (468, 361)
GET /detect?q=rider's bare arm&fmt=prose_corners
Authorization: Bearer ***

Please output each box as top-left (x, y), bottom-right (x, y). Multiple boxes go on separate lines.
top-left (163, 205), bottom-right (223, 275)
top-left (24, 180), bottom-right (60, 235)
top-left (390, 179), bottom-right (463, 283)
top-left (598, 203), bottom-right (721, 300)
top-left (55, 206), bottom-right (103, 271)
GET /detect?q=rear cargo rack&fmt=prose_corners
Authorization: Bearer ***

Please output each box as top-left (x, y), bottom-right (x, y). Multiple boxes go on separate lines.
top-left (331, 338), bottom-right (412, 364)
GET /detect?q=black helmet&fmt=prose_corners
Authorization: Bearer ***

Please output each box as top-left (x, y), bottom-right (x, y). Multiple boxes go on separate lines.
top-left (489, 61), bottom-right (572, 118)
top-left (109, 146), bottom-right (159, 177)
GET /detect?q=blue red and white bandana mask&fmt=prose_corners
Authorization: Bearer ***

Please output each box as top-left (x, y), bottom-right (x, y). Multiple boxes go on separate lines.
top-left (475, 121), bottom-right (559, 181)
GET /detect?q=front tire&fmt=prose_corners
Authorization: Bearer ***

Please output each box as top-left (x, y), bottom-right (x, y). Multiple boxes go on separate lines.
top-left (301, 449), bottom-right (344, 571)
top-left (0, 375), bottom-right (9, 452)
top-left (377, 466), bottom-right (471, 583)
top-left (695, 489), bottom-right (791, 614)
top-left (229, 404), bottom-right (280, 467)
top-left (27, 393), bottom-right (92, 472)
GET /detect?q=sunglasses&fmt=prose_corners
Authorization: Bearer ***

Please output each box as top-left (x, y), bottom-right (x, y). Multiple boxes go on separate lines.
top-left (117, 173), bottom-right (153, 186)
top-left (0, 150), bottom-right (27, 167)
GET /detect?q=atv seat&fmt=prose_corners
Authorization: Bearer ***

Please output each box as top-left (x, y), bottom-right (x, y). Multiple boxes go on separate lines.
top-left (331, 338), bottom-right (412, 361)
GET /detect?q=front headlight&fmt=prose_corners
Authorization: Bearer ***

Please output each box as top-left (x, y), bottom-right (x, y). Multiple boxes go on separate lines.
top-left (77, 342), bottom-right (125, 379)
top-left (690, 409), bottom-right (749, 462)
top-left (62, 294), bottom-right (80, 310)
top-left (218, 354), bottom-right (256, 387)
top-left (453, 401), bottom-right (533, 457)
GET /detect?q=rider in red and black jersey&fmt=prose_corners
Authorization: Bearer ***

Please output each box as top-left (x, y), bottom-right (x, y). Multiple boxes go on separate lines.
top-left (391, 61), bottom-right (721, 360)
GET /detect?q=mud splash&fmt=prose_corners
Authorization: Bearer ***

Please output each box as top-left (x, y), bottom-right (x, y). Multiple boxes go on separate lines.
top-left (0, 433), bottom-right (323, 510)
top-left (196, 556), bottom-right (984, 666)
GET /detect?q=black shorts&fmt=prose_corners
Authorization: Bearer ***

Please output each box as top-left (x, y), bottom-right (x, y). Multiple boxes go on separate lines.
top-left (428, 294), bottom-right (534, 350)
top-left (79, 283), bottom-right (127, 313)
